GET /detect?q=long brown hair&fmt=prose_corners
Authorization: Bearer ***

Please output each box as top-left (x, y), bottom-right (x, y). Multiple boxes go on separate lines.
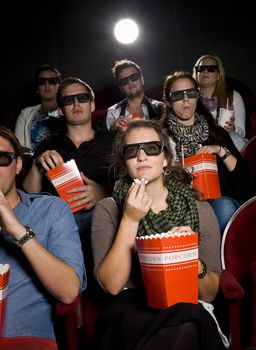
top-left (160, 71), bottom-right (222, 145)
top-left (110, 119), bottom-right (197, 190)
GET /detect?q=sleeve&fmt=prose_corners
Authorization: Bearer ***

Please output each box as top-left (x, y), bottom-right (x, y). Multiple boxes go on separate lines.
top-left (44, 197), bottom-right (87, 292)
top-left (90, 198), bottom-right (119, 283)
top-left (33, 139), bottom-right (54, 158)
top-left (197, 201), bottom-right (222, 274)
top-left (14, 109), bottom-right (27, 147)
top-left (218, 128), bottom-right (251, 202)
top-left (106, 106), bottom-right (120, 130)
top-left (233, 90), bottom-right (246, 137)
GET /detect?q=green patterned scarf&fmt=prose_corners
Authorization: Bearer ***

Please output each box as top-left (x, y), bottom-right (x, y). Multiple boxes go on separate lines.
top-left (166, 112), bottom-right (209, 159)
top-left (112, 177), bottom-right (199, 237)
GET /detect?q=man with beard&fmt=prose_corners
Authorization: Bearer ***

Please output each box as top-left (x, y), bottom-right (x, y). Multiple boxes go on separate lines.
top-left (105, 59), bottom-right (164, 133)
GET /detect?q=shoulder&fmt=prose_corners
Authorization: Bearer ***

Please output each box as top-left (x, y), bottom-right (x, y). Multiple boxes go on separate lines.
top-left (92, 127), bottom-right (115, 148)
top-left (196, 200), bottom-right (219, 228)
top-left (107, 100), bottom-right (124, 111)
top-left (196, 200), bottom-right (213, 215)
top-left (20, 190), bottom-right (67, 206)
top-left (21, 104), bottom-right (41, 114)
top-left (34, 134), bottom-right (64, 155)
top-left (144, 96), bottom-right (164, 106)
top-left (233, 90), bottom-right (245, 103)
top-left (233, 90), bottom-right (242, 98)
top-left (17, 105), bottom-right (41, 122)
top-left (92, 198), bottom-right (120, 235)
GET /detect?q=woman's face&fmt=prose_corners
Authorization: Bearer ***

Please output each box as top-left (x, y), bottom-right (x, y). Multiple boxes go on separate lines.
top-left (196, 57), bottom-right (219, 90)
top-left (124, 127), bottom-right (168, 184)
top-left (169, 78), bottom-right (198, 125)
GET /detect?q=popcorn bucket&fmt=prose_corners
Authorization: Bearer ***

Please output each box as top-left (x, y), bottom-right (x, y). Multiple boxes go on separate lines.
top-left (47, 159), bottom-right (87, 213)
top-left (136, 232), bottom-right (198, 309)
top-left (0, 264), bottom-right (10, 337)
top-left (184, 153), bottom-right (221, 200)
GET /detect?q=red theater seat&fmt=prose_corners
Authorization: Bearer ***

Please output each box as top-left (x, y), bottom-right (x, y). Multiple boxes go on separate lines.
top-left (220, 196), bottom-right (256, 350)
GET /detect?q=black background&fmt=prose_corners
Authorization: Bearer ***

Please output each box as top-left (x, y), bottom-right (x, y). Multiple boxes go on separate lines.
top-left (1, 0), bottom-right (255, 129)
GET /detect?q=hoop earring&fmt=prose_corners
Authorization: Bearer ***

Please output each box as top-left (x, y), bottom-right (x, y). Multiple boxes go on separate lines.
top-left (162, 168), bottom-right (171, 176)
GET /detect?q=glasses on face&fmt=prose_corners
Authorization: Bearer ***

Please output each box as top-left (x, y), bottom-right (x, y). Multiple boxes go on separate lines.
top-left (169, 87), bottom-right (200, 102)
top-left (37, 77), bottom-right (60, 86)
top-left (120, 141), bottom-right (164, 160)
top-left (195, 65), bottom-right (219, 73)
top-left (0, 151), bottom-right (16, 166)
top-left (60, 93), bottom-right (92, 107)
top-left (118, 72), bottom-right (141, 87)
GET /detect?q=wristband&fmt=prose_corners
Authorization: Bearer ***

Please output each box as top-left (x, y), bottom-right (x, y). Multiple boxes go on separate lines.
top-left (13, 226), bottom-right (36, 247)
top-left (216, 145), bottom-right (222, 154)
top-left (220, 147), bottom-right (231, 161)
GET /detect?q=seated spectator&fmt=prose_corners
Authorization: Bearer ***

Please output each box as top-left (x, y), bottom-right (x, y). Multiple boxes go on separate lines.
top-left (0, 126), bottom-right (85, 347)
top-left (23, 77), bottom-right (114, 249)
top-left (192, 55), bottom-right (248, 151)
top-left (105, 58), bottom-right (164, 133)
top-left (15, 64), bottom-right (63, 152)
top-left (161, 71), bottom-right (252, 233)
top-left (91, 119), bottom-right (227, 350)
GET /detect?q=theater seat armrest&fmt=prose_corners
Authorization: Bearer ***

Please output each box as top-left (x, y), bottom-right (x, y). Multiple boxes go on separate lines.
top-left (55, 294), bottom-right (81, 316)
top-left (219, 269), bottom-right (245, 299)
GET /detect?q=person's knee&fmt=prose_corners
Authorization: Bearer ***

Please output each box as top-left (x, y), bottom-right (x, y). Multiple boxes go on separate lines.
top-left (208, 196), bottom-right (240, 234)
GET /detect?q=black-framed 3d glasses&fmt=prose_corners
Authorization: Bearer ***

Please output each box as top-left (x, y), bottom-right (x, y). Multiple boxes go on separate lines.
top-left (37, 77), bottom-right (60, 86)
top-left (195, 65), bottom-right (219, 73)
top-left (118, 72), bottom-right (141, 87)
top-left (120, 141), bottom-right (164, 160)
top-left (60, 93), bottom-right (92, 107)
top-left (169, 87), bottom-right (200, 103)
top-left (0, 151), bottom-right (16, 166)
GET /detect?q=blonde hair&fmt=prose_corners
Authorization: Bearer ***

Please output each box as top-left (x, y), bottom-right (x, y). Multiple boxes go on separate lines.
top-left (192, 55), bottom-right (233, 107)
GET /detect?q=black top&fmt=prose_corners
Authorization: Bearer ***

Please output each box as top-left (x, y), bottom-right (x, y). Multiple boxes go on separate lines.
top-left (203, 127), bottom-right (252, 204)
top-left (34, 126), bottom-right (115, 195)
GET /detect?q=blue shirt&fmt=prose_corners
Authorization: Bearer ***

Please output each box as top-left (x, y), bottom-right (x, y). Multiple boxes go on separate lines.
top-left (0, 190), bottom-right (86, 339)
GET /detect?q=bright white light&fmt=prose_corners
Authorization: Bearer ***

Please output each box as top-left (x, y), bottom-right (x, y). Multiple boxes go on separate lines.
top-left (114, 19), bottom-right (139, 44)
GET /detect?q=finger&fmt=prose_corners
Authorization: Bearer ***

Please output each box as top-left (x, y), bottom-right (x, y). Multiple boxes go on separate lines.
top-left (67, 185), bottom-right (87, 194)
top-left (68, 192), bottom-right (90, 203)
top-left (135, 180), bottom-right (147, 198)
top-left (170, 226), bottom-right (192, 233)
top-left (70, 199), bottom-right (90, 209)
top-left (81, 172), bottom-right (92, 184)
top-left (127, 182), bottom-right (140, 200)
top-left (39, 157), bottom-right (55, 171)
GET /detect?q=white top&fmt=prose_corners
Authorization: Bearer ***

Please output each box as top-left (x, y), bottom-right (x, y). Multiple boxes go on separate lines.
top-left (14, 104), bottom-right (41, 149)
top-left (106, 97), bottom-right (164, 130)
top-left (211, 90), bottom-right (247, 151)
top-left (211, 90), bottom-right (246, 137)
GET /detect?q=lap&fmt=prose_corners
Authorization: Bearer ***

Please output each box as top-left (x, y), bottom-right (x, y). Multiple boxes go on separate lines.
top-left (92, 288), bottom-right (226, 350)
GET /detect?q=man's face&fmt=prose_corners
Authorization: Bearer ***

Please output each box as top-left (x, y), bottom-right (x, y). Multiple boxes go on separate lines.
top-left (118, 67), bottom-right (144, 99)
top-left (37, 69), bottom-right (60, 103)
top-left (0, 137), bottom-right (22, 197)
top-left (60, 83), bottom-right (95, 126)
